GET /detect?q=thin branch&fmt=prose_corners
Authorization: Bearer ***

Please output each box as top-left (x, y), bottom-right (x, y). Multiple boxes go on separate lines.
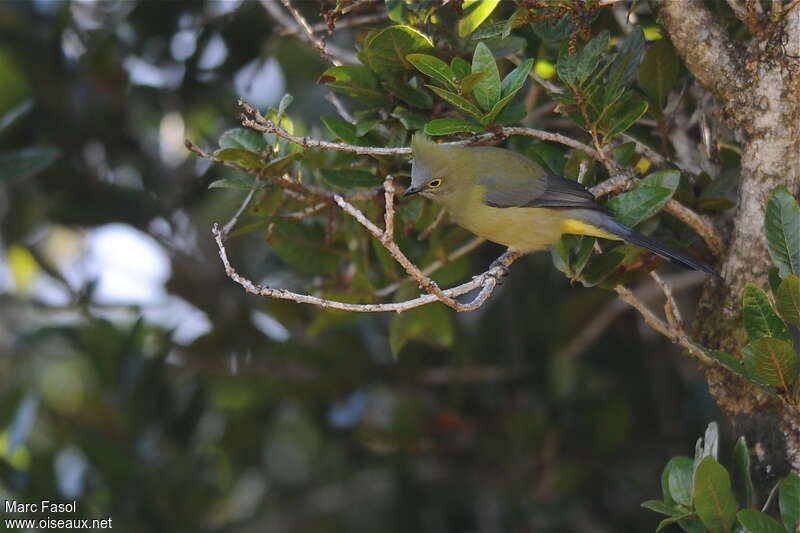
top-left (418, 208), bottom-right (446, 241)
top-left (614, 284), bottom-right (711, 363)
top-left (279, 202), bottom-right (328, 219)
top-left (282, 11), bottom-right (388, 35)
top-left (214, 221), bottom-right (519, 313)
top-left (221, 189), bottom-right (256, 239)
top-left (241, 99), bottom-right (599, 157)
top-left (664, 199), bottom-right (725, 256)
top-left (260, 0), bottom-right (357, 65)
top-left (374, 237), bottom-right (486, 297)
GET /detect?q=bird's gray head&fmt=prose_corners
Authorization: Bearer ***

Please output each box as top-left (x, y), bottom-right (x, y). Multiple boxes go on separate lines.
top-left (405, 134), bottom-right (459, 199)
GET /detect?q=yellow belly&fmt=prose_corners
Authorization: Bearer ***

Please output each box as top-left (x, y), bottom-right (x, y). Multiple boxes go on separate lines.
top-left (447, 194), bottom-right (620, 253)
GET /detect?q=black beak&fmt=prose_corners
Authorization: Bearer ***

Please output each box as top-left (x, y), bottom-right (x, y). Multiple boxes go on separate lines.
top-left (403, 186), bottom-right (422, 197)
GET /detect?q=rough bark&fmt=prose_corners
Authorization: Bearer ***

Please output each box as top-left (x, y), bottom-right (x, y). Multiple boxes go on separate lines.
top-left (650, 0), bottom-right (800, 485)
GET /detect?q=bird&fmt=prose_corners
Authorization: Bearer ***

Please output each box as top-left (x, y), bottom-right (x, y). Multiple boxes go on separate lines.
top-left (404, 134), bottom-right (719, 278)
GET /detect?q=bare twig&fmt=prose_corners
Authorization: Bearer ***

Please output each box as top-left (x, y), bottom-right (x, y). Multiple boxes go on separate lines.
top-left (418, 208), bottom-right (447, 241)
top-left (221, 189), bottom-right (256, 240)
top-left (279, 202), bottom-right (328, 219)
top-left (282, 11), bottom-right (388, 35)
top-left (375, 237), bottom-right (486, 297)
top-left (664, 199), bottom-right (725, 256)
top-left (325, 93), bottom-right (355, 123)
top-left (260, 0), bottom-right (357, 65)
top-left (240, 99), bottom-right (599, 157)
top-left (614, 284), bottom-right (711, 363)
top-left (214, 221), bottom-right (520, 313)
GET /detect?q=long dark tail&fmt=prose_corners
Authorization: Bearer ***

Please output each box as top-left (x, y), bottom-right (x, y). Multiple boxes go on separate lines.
top-left (589, 213), bottom-right (721, 279)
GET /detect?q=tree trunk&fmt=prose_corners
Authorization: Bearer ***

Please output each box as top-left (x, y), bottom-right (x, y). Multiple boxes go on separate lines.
top-left (650, 0), bottom-right (800, 487)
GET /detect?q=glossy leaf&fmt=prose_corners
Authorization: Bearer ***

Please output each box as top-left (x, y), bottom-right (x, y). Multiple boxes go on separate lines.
top-left (500, 58), bottom-right (534, 97)
top-left (321, 116), bottom-right (360, 144)
top-left (0, 146), bottom-right (60, 182)
top-left (318, 65), bottom-right (390, 105)
top-left (556, 40), bottom-right (579, 86)
top-left (391, 107), bottom-right (428, 130)
top-left (765, 187), bottom-right (800, 278)
top-left (460, 71), bottom-right (488, 95)
top-left (580, 251), bottom-right (625, 287)
top-left (750, 337), bottom-right (798, 389)
top-left (530, 13), bottom-right (576, 41)
top-left (737, 510), bottom-right (787, 533)
top-left (219, 128), bottom-right (266, 152)
top-left (458, 0), bottom-right (500, 38)
top-left (732, 436), bottom-right (754, 510)
top-left (641, 499), bottom-right (679, 516)
top-left (603, 96), bottom-right (649, 140)
top-left (706, 349), bottom-right (748, 379)
top-left (607, 184), bottom-right (671, 228)
top-left (359, 25), bottom-right (435, 74)
top-left (742, 284), bottom-right (791, 343)
top-left (693, 456), bottom-right (737, 533)
top-left (406, 54), bottom-right (457, 91)
top-left (480, 92), bottom-right (516, 125)
top-left (423, 118), bottom-right (483, 136)
top-left (638, 38), bottom-right (680, 117)
top-left (780, 474), bottom-right (800, 532)
top-left (577, 30), bottom-right (609, 83)
top-left (776, 275), bottom-right (800, 326)
top-left (320, 169), bottom-right (382, 190)
top-left (384, 79), bottom-right (433, 109)
top-left (425, 85), bottom-right (483, 119)
top-left (450, 57), bottom-right (471, 79)
top-left (471, 42), bottom-right (501, 111)
top-left (605, 26), bottom-right (645, 102)
top-left (665, 456), bottom-right (695, 507)
top-left (208, 175), bottom-right (263, 190)
top-left (213, 148), bottom-right (265, 168)
top-left (385, 0), bottom-right (407, 24)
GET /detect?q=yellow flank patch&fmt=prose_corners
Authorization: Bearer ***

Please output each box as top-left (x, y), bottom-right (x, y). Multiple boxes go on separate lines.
top-left (561, 219), bottom-right (621, 240)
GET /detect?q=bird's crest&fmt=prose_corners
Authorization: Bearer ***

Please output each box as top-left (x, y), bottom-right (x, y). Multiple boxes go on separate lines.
top-left (411, 133), bottom-right (455, 170)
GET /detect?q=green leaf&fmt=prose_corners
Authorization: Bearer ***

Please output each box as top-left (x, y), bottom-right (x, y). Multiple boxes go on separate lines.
top-left (737, 510), bottom-right (787, 533)
top-left (495, 100), bottom-right (526, 125)
top-left (732, 436), bottom-right (755, 510)
top-left (525, 142), bottom-right (565, 175)
top-left (360, 25), bottom-right (435, 75)
top-left (530, 13), bottom-right (576, 41)
top-left (318, 65), bottom-right (390, 106)
top-left (603, 96), bottom-right (649, 140)
top-left (321, 116), bottom-right (359, 144)
top-left (577, 30), bottom-right (609, 83)
top-left (0, 146), bottom-right (60, 182)
top-left (425, 85), bottom-right (484, 119)
top-left (271, 221), bottom-right (341, 276)
top-left (423, 118), bottom-right (483, 136)
top-left (391, 107), bottom-right (428, 130)
top-left (406, 54), bottom-right (458, 91)
top-left (208, 175), bottom-right (262, 190)
top-left (780, 474), bottom-right (800, 532)
top-left (389, 302), bottom-right (454, 355)
top-left (481, 35), bottom-right (527, 58)
top-left (742, 284), bottom-right (791, 343)
top-left (500, 58), bottom-right (534, 97)
top-left (450, 57), bottom-right (471, 79)
top-left (320, 169), bottom-right (382, 190)
top-left (705, 349), bottom-right (748, 378)
top-left (556, 41), bottom-right (579, 86)
top-left (458, 0), bottom-right (500, 38)
top-left (638, 38), bottom-right (680, 118)
top-left (765, 187), bottom-right (800, 278)
top-left (480, 92), bottom-right (516, 125)
top-left (276, 93), bottom-right (294, 118)
top-left (470, 21), bottom-right (506, 40)
top-left (384, 78), bottom-right (433, 109)
top-left (693, 456), bottom-right (737, 533)
top-left (607, 185), bottom-right (671, 228)
top-left (664, 456), bottom-right (695, 508)
top-left (641, 500), bottom-right (681, 516)
top-left (605, 26), bottom-right (645, 101)
top-left (385, 0), bottom-right (407, 24)
top-left (219, 128), bottom-right (267, 152)
top-left (776, 275), bottom-right (800, 326)
top-left (471, 42), bottom-right (501, 111)
top-left (213, 148), bottom-right (265, 168)
top-left (580, 251), bottom-right (625, 287)
top-left (460, 71), bottom-right (488, 95)
top-left (750, 337), bottom-right (799, 390)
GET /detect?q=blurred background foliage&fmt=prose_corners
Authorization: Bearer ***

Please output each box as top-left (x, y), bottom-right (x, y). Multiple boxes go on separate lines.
top-left (0, 0), bottom-right (747, 531)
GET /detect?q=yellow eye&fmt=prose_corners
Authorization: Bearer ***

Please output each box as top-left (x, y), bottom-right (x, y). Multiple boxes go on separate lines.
top-left (427, 178), bottom-right (443, 189)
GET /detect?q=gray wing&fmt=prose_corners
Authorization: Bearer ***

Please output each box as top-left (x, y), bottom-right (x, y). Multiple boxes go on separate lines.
top-left (481, 173), bottom-right (608, 213)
